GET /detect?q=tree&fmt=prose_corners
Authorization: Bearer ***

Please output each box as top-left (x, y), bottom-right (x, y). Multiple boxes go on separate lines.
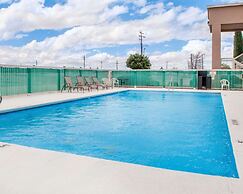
top-left (188, 52), bottom-right (204, 69)
top-left (233, 31), bottom-right (243, 58)
top-left (126, 53), bottom-right (152, 69)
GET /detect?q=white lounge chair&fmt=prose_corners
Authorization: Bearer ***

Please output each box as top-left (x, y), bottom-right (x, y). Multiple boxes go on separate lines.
top-left (102, 78), bottom-right (113, 89)
top-left (112, 78), bottom-right (119, 88)
top-left (220, 79), bottom-right (230, 90)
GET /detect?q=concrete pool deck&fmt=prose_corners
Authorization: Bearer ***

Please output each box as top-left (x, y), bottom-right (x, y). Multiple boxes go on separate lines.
top-left (0, 88), bottom-right (243, 194)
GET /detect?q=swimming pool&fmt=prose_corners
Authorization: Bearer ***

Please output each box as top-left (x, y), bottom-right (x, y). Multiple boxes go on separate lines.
top-left (0, 90), bottom-right (238, 178)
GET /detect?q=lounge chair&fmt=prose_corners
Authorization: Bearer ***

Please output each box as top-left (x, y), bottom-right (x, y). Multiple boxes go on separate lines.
top-left (84, 77), bottom-right (98, 91)
top-left (102, 78), bottom-right (113, 89)
top-left (92, 77), bottom-right (106, 89)
top-left (76, 76), bottom-right (90, 92)
top-left (61, 76), bottom-right (78, 92)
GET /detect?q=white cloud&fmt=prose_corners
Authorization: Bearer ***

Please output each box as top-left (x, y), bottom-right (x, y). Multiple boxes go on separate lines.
top-left (0, 0), bottom-right (125, 40)
top-left (149, 38), bottom-right (233, 70)
top-left (139, 2), bottom-right (164, 14)
top-left (19, 3), bottom-right (209, 52)
top-left (0, 0), bottom-right (234, 69)
top-left (125, 0), bottom-right (146, 7)
top-left (0, 37), bottom-right (233, 70)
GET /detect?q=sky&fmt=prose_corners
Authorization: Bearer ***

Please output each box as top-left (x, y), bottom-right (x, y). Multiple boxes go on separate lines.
top-left (0, 0), bottom-right (242, 69)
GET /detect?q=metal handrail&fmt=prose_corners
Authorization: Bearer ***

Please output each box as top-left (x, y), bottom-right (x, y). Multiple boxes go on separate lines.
top-left (233, 59), bottom-right (243, 69)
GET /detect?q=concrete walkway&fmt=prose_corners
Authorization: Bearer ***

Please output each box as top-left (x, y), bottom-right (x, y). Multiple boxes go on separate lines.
top-left (0, 89), bottom-right (127, 114)
top-left (0, 89), bottom-right (242, 194)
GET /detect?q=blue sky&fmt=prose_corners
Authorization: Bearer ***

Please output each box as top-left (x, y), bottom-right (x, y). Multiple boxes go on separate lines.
top-left (0, 0), bottom-right (240, 69)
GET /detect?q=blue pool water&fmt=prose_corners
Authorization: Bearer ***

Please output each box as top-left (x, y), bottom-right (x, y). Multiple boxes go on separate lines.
top-left (0, 91), bottom-right (238, 178)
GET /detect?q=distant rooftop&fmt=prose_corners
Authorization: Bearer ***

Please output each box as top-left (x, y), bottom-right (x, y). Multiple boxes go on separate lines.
top-left (208, 2), bottom-right (243, 9)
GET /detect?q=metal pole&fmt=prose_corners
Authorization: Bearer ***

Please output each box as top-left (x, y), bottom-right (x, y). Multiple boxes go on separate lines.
top-left (83, 55), bottom-right (86, 69)
top-left (139, 31), bottom-right (146, 55)
top-left (116, 60), bottom-right (118, 70)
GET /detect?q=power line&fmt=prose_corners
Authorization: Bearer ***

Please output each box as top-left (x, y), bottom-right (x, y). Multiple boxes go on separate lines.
top-left (139, 31), bottom-right (146, 55)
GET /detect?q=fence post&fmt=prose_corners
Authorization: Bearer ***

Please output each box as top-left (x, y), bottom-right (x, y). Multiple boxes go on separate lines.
top-left (162, 71), bottom-right (165, 88)
top-left (57, 69), bottom-right (61, 91)
top-left (27, 68), bottom-right (32, 94)
top-left (0, 67), bottom-right (2, 96)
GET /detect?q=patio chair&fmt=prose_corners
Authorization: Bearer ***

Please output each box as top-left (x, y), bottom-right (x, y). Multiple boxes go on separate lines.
top-left (112, 78), bottom-right (119, 87)
top-left (76, 76), bottom-right (90, 92)
top-left (61, 76), bottom-right (78, 92)
top-left (102, 78), bottom-right (113, 89)
top-left (220, 79), bottom-right (230, 90)
top-left (84, 77), bottom-right (98, 91)
top-left (92, 77), bottom-right (106, 89)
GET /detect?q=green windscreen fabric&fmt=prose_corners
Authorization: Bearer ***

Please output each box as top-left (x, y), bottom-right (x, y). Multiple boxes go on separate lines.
top-left (30, 68), bottom-right (61, 93)
top-left (96, 70), bottom-right (109, 82)
top-left (136, 71), bottom-right (163, 86)
top-left (0, 67), bottom-right (28, 96)
top-left (112, 70), bottom-right (198, 88)
top-left (211, 70), bottom-right (243, 89)
top-left (1, 67), bottom-right (243, 96)
top-left (80, 70), bottom-right (97, 77)
top-left (64, 69), bottom-right (81, 84)
top-left (112, 71), bottom-right (137, 86)
top-left (63, 69), bottom-right (109, 83)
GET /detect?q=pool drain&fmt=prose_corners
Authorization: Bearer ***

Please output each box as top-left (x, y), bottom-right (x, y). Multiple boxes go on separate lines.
top-left (232, 119), bottom-right (239, 126)
top-left (238, 140), bottom-right (243, 144)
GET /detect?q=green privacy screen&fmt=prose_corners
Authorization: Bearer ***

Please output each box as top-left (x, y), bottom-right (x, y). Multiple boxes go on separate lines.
top-left (0, 67), bottom-right (109, 96)
top-left (0, 67), bottom-right (28, 96)
top-left (0, 66), bottom-right (243, 96)
top-left (210, 70), bottom-right (243, 90)
top-left (112, 70), bottom-right (198, 88)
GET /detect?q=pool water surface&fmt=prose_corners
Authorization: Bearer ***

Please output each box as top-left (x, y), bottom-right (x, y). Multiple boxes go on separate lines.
top-left (0, 91), bottom-right (239, 178)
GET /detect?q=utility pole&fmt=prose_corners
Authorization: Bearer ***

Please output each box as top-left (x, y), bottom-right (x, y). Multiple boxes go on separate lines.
top-left (139, 31), bottom-right (146, 55)
top-left (100, 61), bottom-right (103, 69)
top-left (83, 55), bottom-right (86, 69)
top-left (116, 60), bottom-right (119, 70)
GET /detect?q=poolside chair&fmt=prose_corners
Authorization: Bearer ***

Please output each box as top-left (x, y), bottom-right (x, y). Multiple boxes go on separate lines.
top-left (102, 78), bottom-right (113, 89)
top-left (84, 77), bottom-right (98, 91)
top-left (61, 76), bottom-right (78, 92)
top-left (220, 79), bottom-right (230, 90)
top-left (112, 78), bottom-right (119, 88)
top-left (76, 76), bottom-right (90, 92)
top-left (92, 77), bottom-right (106, 89)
